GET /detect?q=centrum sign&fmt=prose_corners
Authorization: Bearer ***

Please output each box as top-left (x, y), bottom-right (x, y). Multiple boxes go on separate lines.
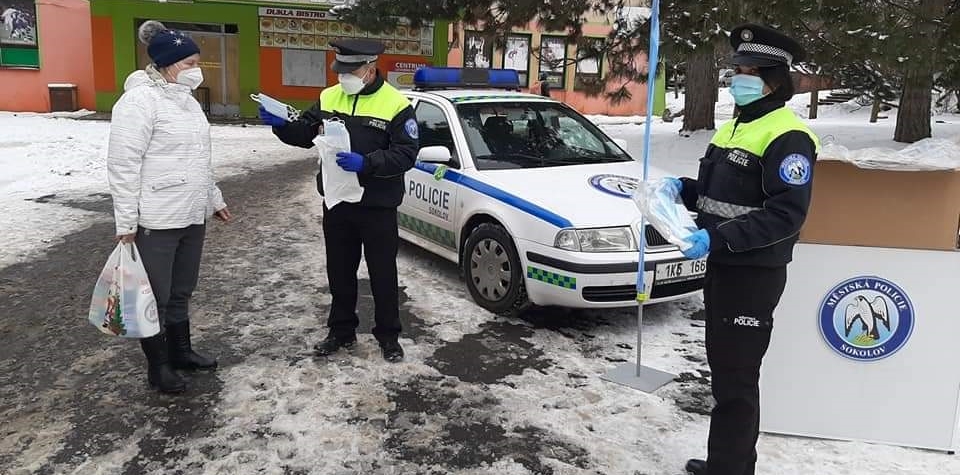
top-left (388, 60), bottom-right (430, 89)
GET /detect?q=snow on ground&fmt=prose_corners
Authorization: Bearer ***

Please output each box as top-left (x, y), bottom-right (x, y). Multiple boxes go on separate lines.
top-left (3, 96), bottom-right (960, 474)
top-left (0, 112), bottom-right (303, 268)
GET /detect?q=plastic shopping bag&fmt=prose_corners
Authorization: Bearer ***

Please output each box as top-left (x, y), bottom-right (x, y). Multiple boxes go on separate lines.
top-left (88, 242), bottom-right (160, 339)
top-left (312, 118), bottom-right (364, 209)
top-left (632, 178), bottom-right (699, 251)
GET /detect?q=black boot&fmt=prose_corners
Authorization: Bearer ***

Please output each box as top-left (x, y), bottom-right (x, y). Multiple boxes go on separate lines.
top-left (380, 340), bottom-right (404, 363)
top-left (314, 334), bottom-right (357, 356)
top-left (685, 459), bottom-right (707, 475)
top-left (140, 335), bottom-right (187, 393)
top-left (167, 321), bottom-right (218, 370)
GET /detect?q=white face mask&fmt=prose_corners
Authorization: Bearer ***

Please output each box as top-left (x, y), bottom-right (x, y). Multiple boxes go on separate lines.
top-left (338, 72), bottom-right (366, 95)
top-left (175, 67), bottom-right (204, 90)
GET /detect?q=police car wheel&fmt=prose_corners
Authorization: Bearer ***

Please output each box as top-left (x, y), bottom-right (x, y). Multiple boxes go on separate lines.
top-left (463, 223), bottom-right (529, 316)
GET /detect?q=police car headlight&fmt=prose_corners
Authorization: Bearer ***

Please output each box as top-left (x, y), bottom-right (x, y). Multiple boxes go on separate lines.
top-left (554, 227), bottom-right (636, 252)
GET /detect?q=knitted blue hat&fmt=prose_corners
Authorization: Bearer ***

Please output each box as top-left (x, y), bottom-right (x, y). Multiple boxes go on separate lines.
top-left (138, 20), bottom-right (200, 68)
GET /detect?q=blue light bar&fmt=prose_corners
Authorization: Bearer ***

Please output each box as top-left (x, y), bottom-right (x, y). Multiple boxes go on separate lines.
top-left (413, 67), bottom-right (521, 90)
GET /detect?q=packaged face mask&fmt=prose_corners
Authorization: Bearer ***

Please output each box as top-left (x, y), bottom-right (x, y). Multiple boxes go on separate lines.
top-left (312, 118), bottom-right (364, 209)
top-left (631, 178), bottom-right (699, 251)
top-left (250, 93), bottom-right (301, 122)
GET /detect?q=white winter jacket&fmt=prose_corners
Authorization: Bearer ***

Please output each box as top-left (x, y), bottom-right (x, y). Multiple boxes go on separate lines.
top-left (107, 66), bottom-right (226, 235)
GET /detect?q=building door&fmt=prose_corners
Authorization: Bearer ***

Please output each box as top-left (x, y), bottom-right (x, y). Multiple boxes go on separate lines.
top-left (134, 21), bottom-right (240, 117)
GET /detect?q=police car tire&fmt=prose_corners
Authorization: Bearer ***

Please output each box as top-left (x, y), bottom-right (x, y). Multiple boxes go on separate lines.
top-left (463, 223), bottom-right (529, 316)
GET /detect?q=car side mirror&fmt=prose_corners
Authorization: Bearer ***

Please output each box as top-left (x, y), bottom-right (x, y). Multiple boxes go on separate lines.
top-left (417, 145), bottom-right (452, 164)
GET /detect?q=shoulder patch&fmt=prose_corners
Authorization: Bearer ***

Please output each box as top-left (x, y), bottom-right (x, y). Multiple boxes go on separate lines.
top-left (404, 118), bottom-right (419, 140)
top-left (779, 153), bottom-right (811, 185)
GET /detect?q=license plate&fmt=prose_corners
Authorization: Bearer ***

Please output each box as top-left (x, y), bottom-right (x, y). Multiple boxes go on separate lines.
top-left (655, 258), bottom-right (707, 285)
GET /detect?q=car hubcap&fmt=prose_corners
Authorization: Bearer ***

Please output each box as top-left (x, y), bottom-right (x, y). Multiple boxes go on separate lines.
top-left (471, 238), bottom-right (511, 302)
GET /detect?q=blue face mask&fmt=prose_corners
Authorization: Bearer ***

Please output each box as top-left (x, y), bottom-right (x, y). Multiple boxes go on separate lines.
top-left (729, 74), bottom-right (767, 106)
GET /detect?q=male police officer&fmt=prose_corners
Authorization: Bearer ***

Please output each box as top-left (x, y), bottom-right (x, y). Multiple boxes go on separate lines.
top-left (667, 24), bottom-right (820, 475)
top-left (259, 39), bottom-right (418, 362)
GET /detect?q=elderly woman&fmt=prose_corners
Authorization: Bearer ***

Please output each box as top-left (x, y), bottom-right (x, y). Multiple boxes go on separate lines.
top-left (107, 20), bottom-right (231, 394)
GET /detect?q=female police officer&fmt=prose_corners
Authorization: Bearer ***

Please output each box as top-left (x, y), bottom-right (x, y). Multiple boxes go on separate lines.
top-left (667, 24), bottom-right (820, 475)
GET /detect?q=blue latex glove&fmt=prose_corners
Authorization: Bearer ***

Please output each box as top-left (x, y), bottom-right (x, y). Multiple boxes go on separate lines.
top-left (258, 106), bottom-right (286, 127)
top-left (665, 177), bottom-right (683, 196)
top-left (336, 151), bottom-right (365, 172)
top-left (681, 229), bottom-right (710, 260)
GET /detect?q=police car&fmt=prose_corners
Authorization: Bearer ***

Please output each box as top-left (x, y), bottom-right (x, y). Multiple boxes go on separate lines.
top-left (399, 67), bottom-right (705, 315)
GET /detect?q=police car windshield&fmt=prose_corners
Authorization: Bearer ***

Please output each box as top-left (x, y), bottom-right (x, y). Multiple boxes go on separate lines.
top-left (455, 102), bottom-right (631, 170)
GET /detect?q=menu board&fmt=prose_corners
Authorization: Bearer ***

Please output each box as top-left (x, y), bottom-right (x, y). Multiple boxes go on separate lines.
top-left (258, 8), bottom-right (434, 56)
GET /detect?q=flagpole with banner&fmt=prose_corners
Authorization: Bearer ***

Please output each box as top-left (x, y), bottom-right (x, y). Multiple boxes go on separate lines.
top-left (602, 0), bottom-right (675, 393)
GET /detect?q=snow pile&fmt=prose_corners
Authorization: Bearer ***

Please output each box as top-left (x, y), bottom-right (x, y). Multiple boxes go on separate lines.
top-left (820, 134), bottom-right (960, 171)
top-left (584, 114), bottom-right (645, 125)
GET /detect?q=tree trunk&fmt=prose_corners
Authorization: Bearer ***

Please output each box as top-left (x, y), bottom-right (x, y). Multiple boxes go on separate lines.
top-left (681, 46), bottom-right (716, 132)
top-left (809, 90), bottom-right (819, 120)
top-left (870, 95), bottom-right (881, 123)
top-left (894, 0), bottom-right (946, 143)
top-left (894, 72), bottom-right (933, 142)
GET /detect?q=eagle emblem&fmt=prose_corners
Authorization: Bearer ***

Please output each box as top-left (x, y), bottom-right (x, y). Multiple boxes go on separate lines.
top-left (844, 295), bottom-right (891, 342)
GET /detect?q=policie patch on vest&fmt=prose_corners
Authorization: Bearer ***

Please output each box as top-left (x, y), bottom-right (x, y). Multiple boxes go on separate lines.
top-left (779, 153), bottom-right (811, 186)
top-left (404, 118), bottom-right (419, 139)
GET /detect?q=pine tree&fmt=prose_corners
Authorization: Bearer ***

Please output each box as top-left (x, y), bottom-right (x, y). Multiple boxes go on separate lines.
top-left (792, 0), bottom-right (959, 142)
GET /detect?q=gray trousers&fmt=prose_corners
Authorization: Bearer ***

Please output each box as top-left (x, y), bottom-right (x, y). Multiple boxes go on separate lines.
top-left (135, 224), bottom-right (206, 327)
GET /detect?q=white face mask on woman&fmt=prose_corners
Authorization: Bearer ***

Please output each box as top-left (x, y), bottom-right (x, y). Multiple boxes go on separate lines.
top-left (175, 67), bottom-right (204, 90)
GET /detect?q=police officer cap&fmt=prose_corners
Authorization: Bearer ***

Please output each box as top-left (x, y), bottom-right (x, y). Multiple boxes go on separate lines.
top-left (330, 39), bottom-right (384, 73)
top-left (729, 23), bottom-right (805, 68)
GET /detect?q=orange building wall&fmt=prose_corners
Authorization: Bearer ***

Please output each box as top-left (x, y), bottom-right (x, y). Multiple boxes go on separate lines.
top-left (0, 0), bottom-right (95, 112)
top-left (447, 22), bottom-right (649, 116)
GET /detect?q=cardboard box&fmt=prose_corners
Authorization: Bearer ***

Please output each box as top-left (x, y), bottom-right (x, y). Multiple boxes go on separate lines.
top-left (799, 160), bottom-right (960, 251)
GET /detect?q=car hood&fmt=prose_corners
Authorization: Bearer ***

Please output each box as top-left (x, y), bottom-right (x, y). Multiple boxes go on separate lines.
top-left (477, 160), bottom-right (671, 229)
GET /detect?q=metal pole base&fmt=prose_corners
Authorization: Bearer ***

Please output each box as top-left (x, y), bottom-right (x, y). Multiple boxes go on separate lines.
top-left (602, 362), bottom-right (675, 393)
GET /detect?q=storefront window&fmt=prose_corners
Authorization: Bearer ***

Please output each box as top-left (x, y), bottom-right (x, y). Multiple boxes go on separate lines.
top-left (463, 30), bottom-right (493, 69)
top-left (0, 0), bottom-right (40, 69)
top-left (574, 37), bottom-right (604, 91)
top-left (538, 36), bottom-right (567, 90)
top-left (501, 33), bottom-right (531, 88)
top-left (282, 49), bottom-right (326, 87)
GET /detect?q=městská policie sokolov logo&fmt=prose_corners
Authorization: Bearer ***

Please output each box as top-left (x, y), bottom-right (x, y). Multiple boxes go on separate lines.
top-left (588, 174), bottom-right (639, 199)
top-left (818, 276), bottom-right (915, 362)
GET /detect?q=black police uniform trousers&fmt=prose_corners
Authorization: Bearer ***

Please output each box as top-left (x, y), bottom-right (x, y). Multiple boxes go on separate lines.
top-left (322, 202), bottom-right (402, 345)
top-left (703, 261), bottom-right (787, 475)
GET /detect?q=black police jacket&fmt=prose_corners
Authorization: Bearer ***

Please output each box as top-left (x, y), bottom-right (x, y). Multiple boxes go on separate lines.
top-left (678, 97), bottom-right (820, 267)
top-left (272, 72), bottom-right (418, 208)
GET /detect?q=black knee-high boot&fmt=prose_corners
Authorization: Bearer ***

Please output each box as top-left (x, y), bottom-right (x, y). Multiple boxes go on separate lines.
top-left (166, 321), bottom-right (217, 370)
top-left (140, 334), bottom-right (187, 393)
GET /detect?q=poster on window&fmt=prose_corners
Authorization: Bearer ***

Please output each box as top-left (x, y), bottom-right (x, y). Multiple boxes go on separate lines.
top-left (503, 34), bottom-right (530, 86)
top-left (576, 39), bottom-right (603, 75)
top-left (503, 35), bottom-right (529, 72)
top-left (1, 0), bottom-right (36, 46)
top-left (463, 31), bottom-right (492, 69)
top-left (0, 0), bottom-right (38, 68)
top-left (538, 37), bottom-right (566, 73)
top-left (538, 36), bottom-right (566, 88)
